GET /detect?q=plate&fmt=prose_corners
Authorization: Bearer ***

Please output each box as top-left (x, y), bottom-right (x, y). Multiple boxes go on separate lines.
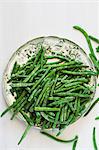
top-left (2, 36), bottom-right (97, 129)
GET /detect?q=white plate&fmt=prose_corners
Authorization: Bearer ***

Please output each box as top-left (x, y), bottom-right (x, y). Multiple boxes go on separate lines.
top-left (2, 36), bottom-right (97, 129)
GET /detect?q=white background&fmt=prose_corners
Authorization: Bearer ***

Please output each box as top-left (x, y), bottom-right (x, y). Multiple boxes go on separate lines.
top-left (0, 1), bottom-right (99, 150)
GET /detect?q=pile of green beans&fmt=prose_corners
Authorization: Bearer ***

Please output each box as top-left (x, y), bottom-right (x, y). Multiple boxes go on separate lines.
top-left (1, 45), bottom-right (97, 144)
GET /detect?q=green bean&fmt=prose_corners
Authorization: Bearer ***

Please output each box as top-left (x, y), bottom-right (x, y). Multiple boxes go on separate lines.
top-left (18, 124), bottom-right (31, 145)
top-left (48, 97), bottom-right (74, 106)
top-left (48, 112), bottom-right (55, 117)
top-left (34, 107), bottom-right (60, 112)
top-left (60, 106), bottom-right (64, 122)
top-left (11, 70), bottom-right (25, 78)
top-left (96, 46), bottom-right (99, 52)
top-left (35, 80), bottom-right (50, 106)
top-left (63, 105), bottom-right (68, 121)
top-left (13, 97), bottom-right (26, 110)
top-left (52, 111), bottom-right (60, 129)
top-left (46, 55), bottom-right (69, 61)
top-left (32, 46), bottom-right (43, 67)
top-left (55, 82), bottom-right (84, 93)
top-left (11, 61), bottom-right (19, 75)
top-left (35, 89), bottom-right (42, 97)
top-left (54, 82), bottom-right (78, 90)
top-left (20, 110), bottom-right (34, 125)
top-left (13, 75), bottom-right (28, 78)
top-left (29, 97), bottom-right (37, 112)
top-left (61, 114), bottom-right (75, 125)
top-left (61, 75), bottom-right (68, 81)
top-left (25, 101), bottom-right (33, 111)
top-left (89, 54), bottom-right (99, 72)
top-left (11, 99), bottom-right (27, 120)
top-left (40, 112), bottom-right (54, 123)
top-left (45, 69), bottom-right (56, 78)
top-left (1, 91), bottom-right (26, 117)
top-left (41, 120), bottom-right (47, 130)
top-left (65, 86), bottom-right (87, 93)
top-left (56, 114), bottom-right (75, 136)
top-left (76, 98), bottom-right (81, 115)
top-left (61, 77), bottom-right (89, 83)
top-left (57, 64), bottom-right (89, 70)
top-left (50, 74), bottom-right (59, 96)
top-left (47, 114), bottom-right (55, 120)
top-left (84, 98), bottom-right (99, 116)
top-left (66, 102), bottom-right (75, 113)
top-left (36, 112), bottom-right (41, 125)
top-left (93, 127), bottom-right (98, 150)
top-left (30, 67), bottom-right (51, 92)
top-left (39, 91), bottom-right (48, 106)
top-left (48, 97), bottom-right (62, 101)
top-left (73, 26), bottom-right (97, 60)
top-left (41, 130), bottom-right (78, 143)
top-left (40, 47), bottom-right (46, 68)
top-left (55, 92), bottom-right (90, 98)
top-left (22, 57), bottom-right (35, 68)
top-left (57, 81), bottom-right (79, 90)
top-left (74, 98), bottom-right (78, 115)
top-left (29, 69), bottom-right (46, 82)
top-left (41, 88), bottom-right (51, 107)
top-left (66, 108), bottom-right (71, 121)
top-left (28, 86), bottom-right (40, 102)
top-left (42, 121), bottom-right (51, 129)
top-left (46, 61), bottom-right (81, 68)
top-left (95, 116), bottom-right (99, 120)
top-left (72, 136), bottom-right (78, 150)
top-left (89, 35), bottom-right (99, 44)
top-left (11, 82), bottom-right (34, 88)
top-left (23, 64), bottom-right (40, 82)
top-left (62, 70), bottom-right (97, 76)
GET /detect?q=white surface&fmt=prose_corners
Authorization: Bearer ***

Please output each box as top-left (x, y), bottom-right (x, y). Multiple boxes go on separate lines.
top-left (0, 1), bottom-right (99, 150)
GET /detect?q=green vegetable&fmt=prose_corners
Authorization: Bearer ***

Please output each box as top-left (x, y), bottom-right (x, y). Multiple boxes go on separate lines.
top-left (95, 116), bottom-right (99, 120)
top-left (61, 70), bottom-right (97, 76)
top-left (73, 25), bottom-right (99, 72)
top-left (56, 114), bottom-right (75, 136)
top-left (30, 67), bottom-right (51, 92)
top-left (89, 35), bottom-right (99, 44)
top-left (35, 80), bottom-right (50, 106)
top-left (93, 127), bottom-right (98, 150)
top-left (20, 111), bottom-right (34, 125)
top-left (18, 125), bottom-right (31, 145)
top-left (73, 26), bottom-right (97, 60)
top-left (41, 130), bottom-right (78, 143)
top-left (41, 112), bottom-right (54, 123)
top-left (1, 91), bottom-right (26, 117)
top-left (11, 99), bottom-right (27, 120)
top-left (96, 46), bottom-right (99, 52)
top-left (52, 111), bottom-right (60, 129)
top-left (23, 65), bottom-right (40, 82)
top-left (84, 98), bottom-right (99, 116)
top-left (46, 55), bottom-right (69, 61)
top-left (72, 136), bottom-right (78, 150)
top-left (11, 61), bottom-right (19, 75)
top-left (55, 92), bottom-right (90, 98)
top-left (48, 97), bottom-right (74, 106)
top-left (11, 83), bottom-right (34, 87)
top-left (50, 74), bottom-right (59, 96)
top-left (34, 107), bottom-right (60, 112)
top-left (89, 54), bottom-right (99, 72)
